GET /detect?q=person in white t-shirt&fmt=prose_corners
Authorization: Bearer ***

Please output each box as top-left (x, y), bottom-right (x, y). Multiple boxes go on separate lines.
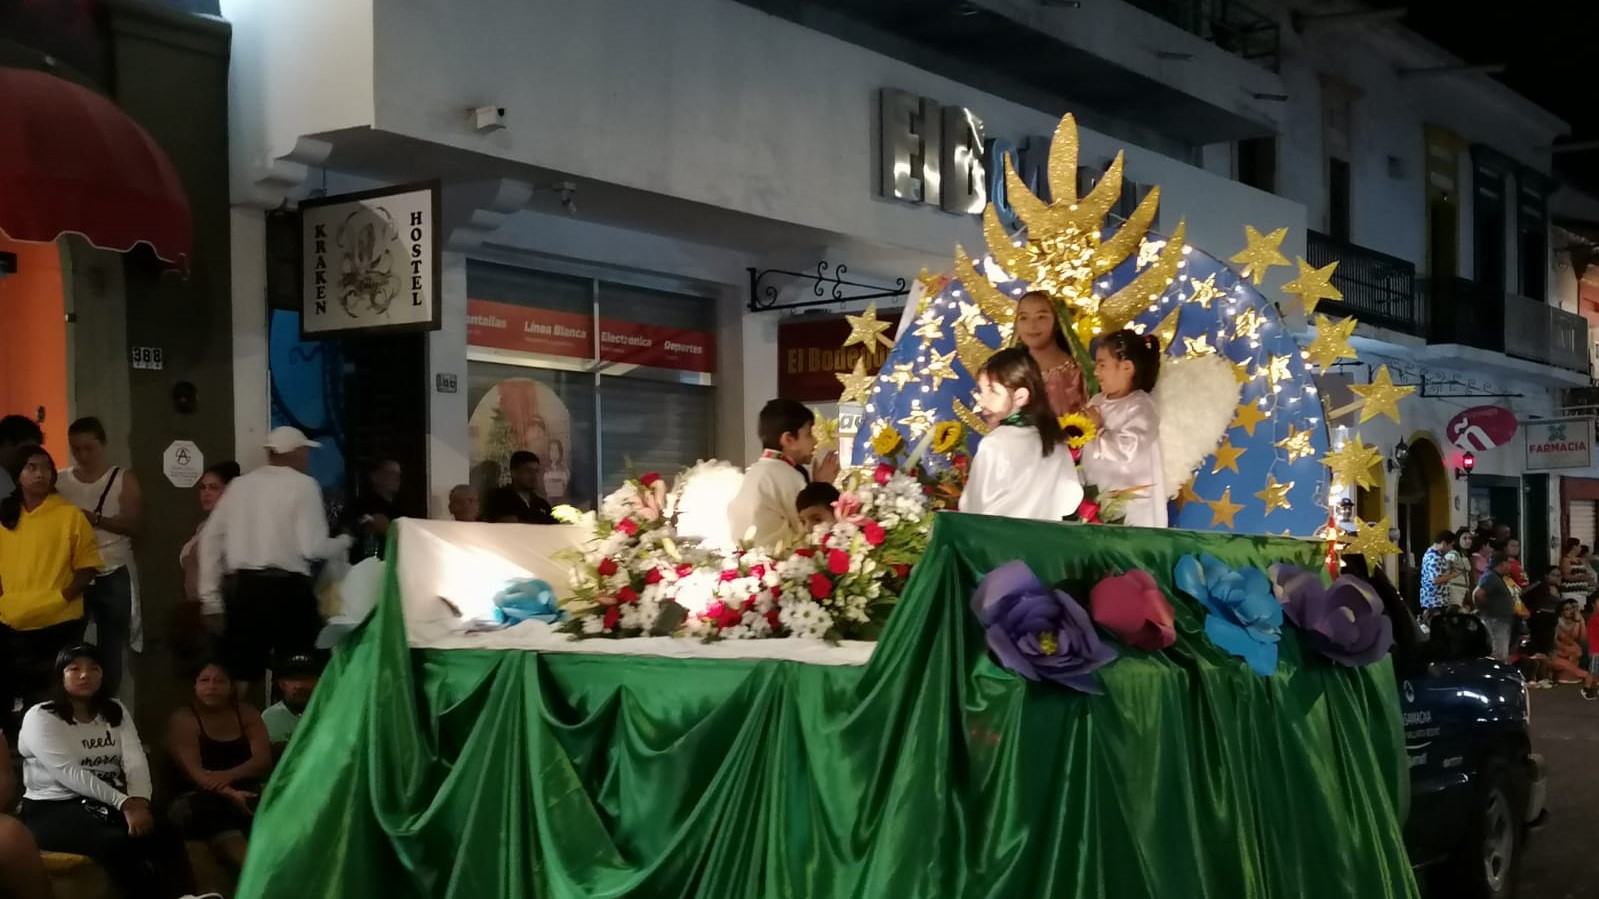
top-left (17, 643), bottom-right (194, 897)
top-left (199, 427), bottom-right (351, 701)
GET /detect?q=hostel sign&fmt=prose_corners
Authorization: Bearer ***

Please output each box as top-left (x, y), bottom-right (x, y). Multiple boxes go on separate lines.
top-left (300, 182), bottom-right (441, 338)
top-left (1524, 417), bottom-right (1595, 471)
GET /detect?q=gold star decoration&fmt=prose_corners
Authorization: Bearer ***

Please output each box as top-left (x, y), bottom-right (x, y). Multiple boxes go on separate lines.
top-left (1187, 273), bottom-right (1224, 309)
top-left (1275, 424), bottom-right (1316, 462)
top-left (835, 357), bottom-right (875, 405)
top-left (1305, 314), bottom-right (1358, 370)
top-left (1137, 237), bottom-right (1167, 270)
top-left (911, 306), bottom-right (947, 342)
top-left (1229, 226), bottom-right (1290, 285)
top-left (843, 303), bottom-right (895, 350)
top-left (1280, 258), bottom-right (1344, 316)
top-left (1343, 516), bottom-right (1401, 560)
top-left (1183, 333), bottom-right (1217, 358)
top-left (814, 416), bottom-right (840, 449)
top-left (885, 361), bottom-right (918, 389)
top-left (1321, 436), bottom-right (1383, 491)
top-left (955, 300), bottom-right (986, 331)
top-left (1231, 360), bottom-right (1254, 385)
top-left (1233, 306), bottom-right (1267, 342)
top-left (1231, 401), bottom-right (1269, 437)
top-left (1255, 475), bottom-right (1294, 516)
top-left (1207, 487), bottom-right (1245, 529)
top-left (1175, 476), bottom-right (1202, 511)
top-left (1211, 437), bottom-right (1246, 474)
top-left (1350, 365), bottom-right (1414, 424)
top-left (896, 402), bottom-right (937, 439)
top-left (1266, 354), bottom-right (1293, 391)
top-left (923, 348), bottom-right (958, 391)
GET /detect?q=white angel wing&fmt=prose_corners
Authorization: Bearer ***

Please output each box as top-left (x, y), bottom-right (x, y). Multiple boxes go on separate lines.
top-left (1153, 355), bottom-right (1243, 499)
top-left (670, 459), bottom-right (746, 549)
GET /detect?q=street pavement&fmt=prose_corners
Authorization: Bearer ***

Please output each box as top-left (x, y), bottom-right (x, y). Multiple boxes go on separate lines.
top-left (1519, 685), bottom-right (1599, 898)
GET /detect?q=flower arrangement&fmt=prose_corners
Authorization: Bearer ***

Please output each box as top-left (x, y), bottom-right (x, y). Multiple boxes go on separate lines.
top-left (558, 459), bottom-right (934, 642)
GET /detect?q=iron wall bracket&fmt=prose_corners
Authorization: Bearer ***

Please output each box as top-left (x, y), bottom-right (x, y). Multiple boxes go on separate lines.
top-left (747, 263), bottom-right (908, 313)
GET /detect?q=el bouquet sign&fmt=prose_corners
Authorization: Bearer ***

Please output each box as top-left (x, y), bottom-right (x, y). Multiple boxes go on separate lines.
top-left (300, 182), bottom-right (441, 338)
top-left (1525, 417), bottom-right (1595, 471)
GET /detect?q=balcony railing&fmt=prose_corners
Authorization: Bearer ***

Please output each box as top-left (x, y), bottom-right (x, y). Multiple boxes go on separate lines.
top-left (1421, 277), bottom-right (1592, 375)
top-left (1305, 230), bottom-right (1422, 336)
top-left (1119, 0), bottom-right (1281, 70)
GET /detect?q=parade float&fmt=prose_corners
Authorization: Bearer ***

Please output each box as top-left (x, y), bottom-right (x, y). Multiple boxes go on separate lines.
top-left (237, 115), bottom-right (1422, 899)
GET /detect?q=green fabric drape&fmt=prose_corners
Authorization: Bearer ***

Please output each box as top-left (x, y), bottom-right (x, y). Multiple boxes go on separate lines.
top-left (237, 515), bottom-right (1419, 899)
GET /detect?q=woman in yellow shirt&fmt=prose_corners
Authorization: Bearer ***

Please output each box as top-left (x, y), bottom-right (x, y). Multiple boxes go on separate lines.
top-left (0, 445), bottom-right (102, 735)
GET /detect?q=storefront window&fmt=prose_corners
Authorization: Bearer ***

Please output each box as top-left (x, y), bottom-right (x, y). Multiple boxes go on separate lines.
top-left (465, 261), bottom-right (716, 510)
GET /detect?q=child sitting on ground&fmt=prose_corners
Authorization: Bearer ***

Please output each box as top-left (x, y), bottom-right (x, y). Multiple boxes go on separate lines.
top-left (959, 347), bottom-right (1083, 521)
top-left (796, 482), bottom-right (840, 532)
top-left (727, 399), bottom-right (839, 550)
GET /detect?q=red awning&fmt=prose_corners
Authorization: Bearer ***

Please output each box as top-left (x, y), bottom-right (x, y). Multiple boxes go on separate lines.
top-left (0, 67), bottom-right (191, 267)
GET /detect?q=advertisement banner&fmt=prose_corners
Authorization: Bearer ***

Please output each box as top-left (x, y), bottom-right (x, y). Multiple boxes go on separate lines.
top-left (467, 298), bottom-right (714, 373)
top-left (1525, 417), bottom-right (1595, 471)
top-left (778, 314), bottom-right (898, 402)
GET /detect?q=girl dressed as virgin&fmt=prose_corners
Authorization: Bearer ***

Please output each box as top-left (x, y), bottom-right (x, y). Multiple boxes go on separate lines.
top-left (1013, 290), bottom-right (1092, 418)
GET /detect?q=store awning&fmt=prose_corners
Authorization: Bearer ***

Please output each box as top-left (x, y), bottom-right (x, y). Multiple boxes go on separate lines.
top-left (0, 67), bottom-right (191, 267)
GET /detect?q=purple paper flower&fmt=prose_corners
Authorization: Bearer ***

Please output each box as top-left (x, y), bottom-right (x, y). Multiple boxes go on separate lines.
top-left (970, 560), bottom-right (1117, 693)
top-left (1270, 564), bottom-right (1395, 667)
top-left (1175, 554), bottom-right (1282, 677)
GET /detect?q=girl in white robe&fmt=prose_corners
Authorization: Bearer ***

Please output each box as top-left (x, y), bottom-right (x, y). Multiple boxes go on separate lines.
top-left (959, 347), bottom-right (1084, 521)
top-left (1083, 330), bottom-right (1168, 528)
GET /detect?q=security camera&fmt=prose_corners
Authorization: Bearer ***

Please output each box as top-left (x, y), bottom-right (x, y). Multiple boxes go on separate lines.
top-left (557, 181), bottom-right (577, 215)
top-left (472, 106), bottom-right (507, 133)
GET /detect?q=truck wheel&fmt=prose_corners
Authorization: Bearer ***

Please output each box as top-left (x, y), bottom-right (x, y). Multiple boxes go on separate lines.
top-left (1440, 759), bottom-right (1522, 899)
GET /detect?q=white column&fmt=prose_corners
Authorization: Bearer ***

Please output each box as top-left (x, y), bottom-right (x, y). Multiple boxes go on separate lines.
top-left (427, 252), bottom-right (470, 517)
top-left (229, 206), bottom-right (271, 470)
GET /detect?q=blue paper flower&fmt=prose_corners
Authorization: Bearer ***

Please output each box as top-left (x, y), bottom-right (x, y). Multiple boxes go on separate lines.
top-left (970, 560), bottom-right (1118, 693)
top-left (1174, 554), bottom-right (1282, 676)
top-left (492, 578), bottom-right (564, 626)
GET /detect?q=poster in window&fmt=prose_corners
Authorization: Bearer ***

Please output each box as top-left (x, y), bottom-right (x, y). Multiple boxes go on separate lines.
top-left (467, 378), bottom-right (574, 506)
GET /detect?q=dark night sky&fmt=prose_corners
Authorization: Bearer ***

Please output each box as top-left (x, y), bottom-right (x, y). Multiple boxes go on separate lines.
top-left (1398, 0), bottom-right (1595, 190)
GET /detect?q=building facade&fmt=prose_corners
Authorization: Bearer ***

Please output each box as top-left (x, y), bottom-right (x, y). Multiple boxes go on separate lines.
top-left (222, 0), bottom-right (1305, 517)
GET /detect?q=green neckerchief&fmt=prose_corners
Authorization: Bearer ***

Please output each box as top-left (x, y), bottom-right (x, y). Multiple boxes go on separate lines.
top-left (999, 413), bottom-right (1031, 429)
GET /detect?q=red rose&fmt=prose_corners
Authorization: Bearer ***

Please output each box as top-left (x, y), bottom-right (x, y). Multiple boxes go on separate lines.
top-left (597, 558), bottom-right (619, 577)
top-left (770, 585), bottom-right (782, 598)
top-left (873, 463), bottom-right (895, 486)
top-left (749, 564), bottom-right (766, 580)
top-left (616, 518), bottom-right (639, 537)
top-left (718, 605), bottom-right (742, 629)
top-left (952, 453), bottom-right (969, 472)
top-left (794, 548), bottom-right (816, 558)
top-left (617, 586), bottom-right (639, 604)
top-left (645, 567), bottom-right (664, 585)
top-left (891, 564), bottom-right (910, 578)
top-left (861, 520), bottom-right (885, 546)
top-left (810, 573), bottom-right (834, 599)
top-left (602, 606), bottom-right (620, 630)
top-left (719, 568), bottom-right (738, 582)
top-left (766, 608), bottom-right (782, 630)
top-left (705, 600), bottom-right (726, 619)
top-left (1077, 499), bottom-right (1101, 524)
top-left (828, 549), bottom-right (851, 575)
top-left (1070, 446), bottom-right (1083, 464)
top-left (676, 564), bottom-right (695, 578)
top-left (741, 595), bottom-right (757, 611)
top-left (639, 472), bottom-right (662, 487)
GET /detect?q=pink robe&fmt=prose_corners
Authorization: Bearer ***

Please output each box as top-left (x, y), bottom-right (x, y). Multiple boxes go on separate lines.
top-left (1041, 360), bottom-right (1088, 418)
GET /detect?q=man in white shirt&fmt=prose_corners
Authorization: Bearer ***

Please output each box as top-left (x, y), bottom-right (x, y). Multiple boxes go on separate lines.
top-left (199, 427), bottom-right (350, 699)
top-left (727, 399), bottom-right (838, 550)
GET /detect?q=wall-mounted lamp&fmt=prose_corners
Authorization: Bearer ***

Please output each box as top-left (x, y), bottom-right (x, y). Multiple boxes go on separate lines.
top-left (1387, 437), bottom-right (1409, 472)
top-left (1455, 451), bottom-right (1476, 480)
top-left (1337, 496), bottom-right (1355, 523)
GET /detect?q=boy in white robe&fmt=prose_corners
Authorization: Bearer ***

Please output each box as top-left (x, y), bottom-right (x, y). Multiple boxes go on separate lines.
top-left (728, 400), bottom-right (839, 549)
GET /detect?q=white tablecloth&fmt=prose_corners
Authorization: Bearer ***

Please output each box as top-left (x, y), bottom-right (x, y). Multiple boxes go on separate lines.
top-left (393, 519), bottom-right (874, 666)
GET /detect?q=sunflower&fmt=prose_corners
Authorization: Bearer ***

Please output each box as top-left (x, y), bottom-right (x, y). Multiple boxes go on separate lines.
top-left (1058, 412), bottom-right (1097, 450)
top-left (870, 425), bottom-right (904, 458)
top-left (931, 420), bottom-right (965, 455)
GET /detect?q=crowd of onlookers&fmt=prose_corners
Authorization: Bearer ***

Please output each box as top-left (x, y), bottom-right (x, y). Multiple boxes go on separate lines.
top-left (0, 415), bottom-right (336, 899)
top-left (1420, 519), bottom-right (1599, 697)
